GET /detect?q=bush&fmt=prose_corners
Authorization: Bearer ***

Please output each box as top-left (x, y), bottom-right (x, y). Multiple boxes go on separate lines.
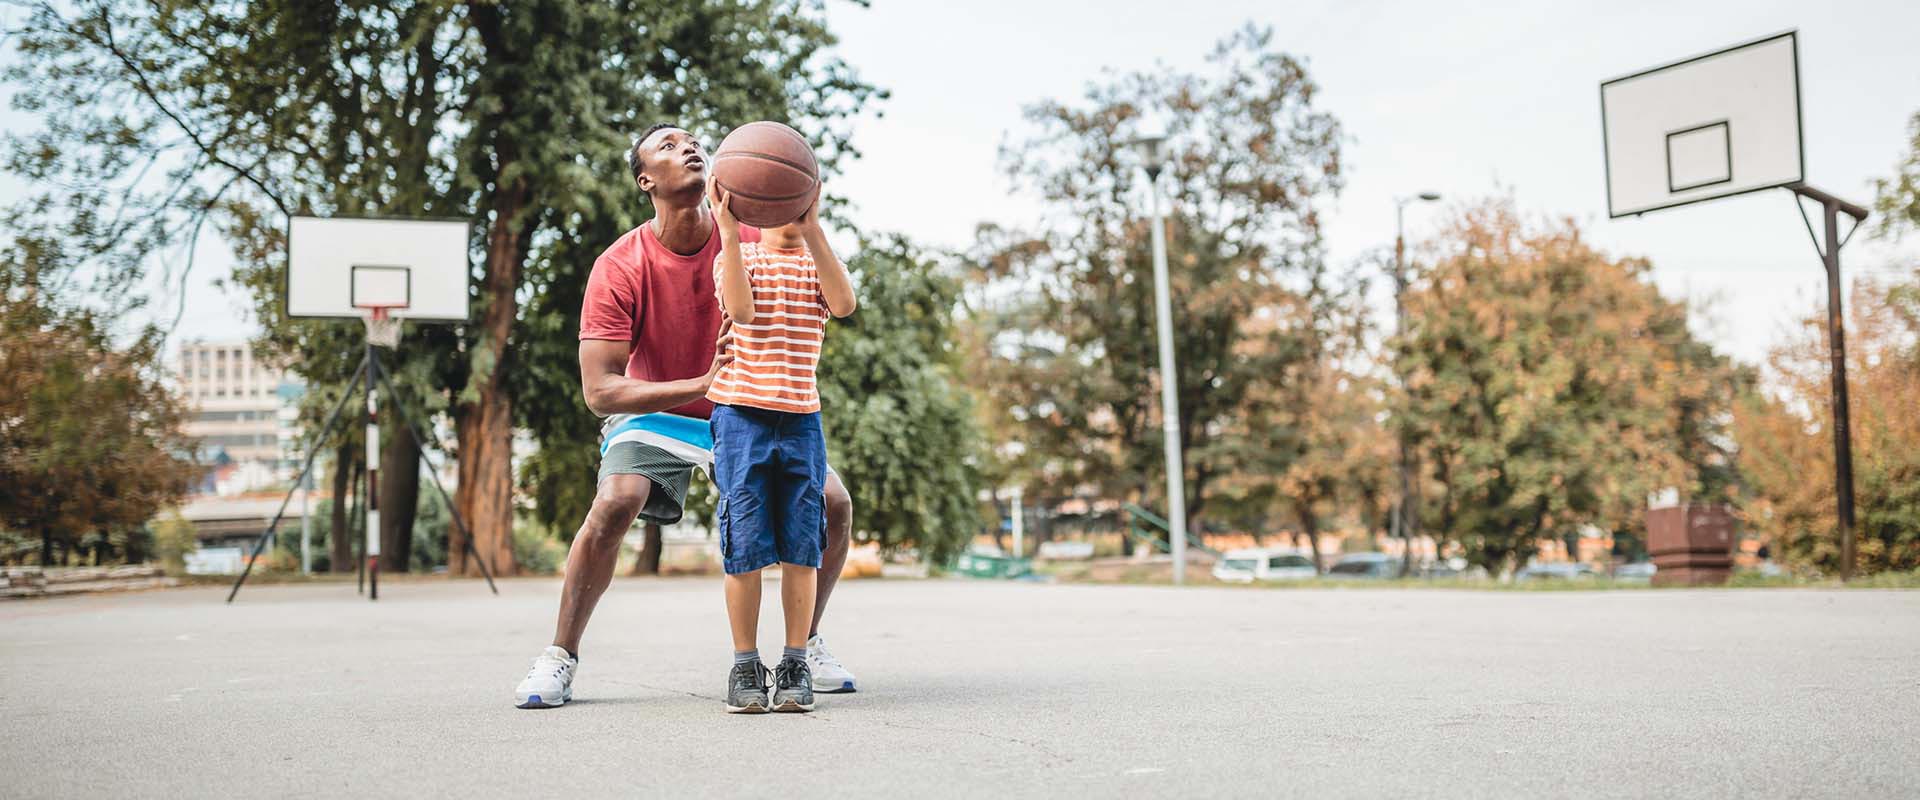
top-left (151, 511), bottom-right (197, 576)
top-left (512, 519), bottom-right (566, 576)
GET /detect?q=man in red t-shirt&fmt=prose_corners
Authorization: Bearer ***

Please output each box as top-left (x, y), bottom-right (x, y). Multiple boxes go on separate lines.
top-left (511, 124), bottom-right (859, 708)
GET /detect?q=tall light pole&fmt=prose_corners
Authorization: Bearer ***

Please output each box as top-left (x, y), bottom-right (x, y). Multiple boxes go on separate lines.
top-left (1393, 192), bottom-right (1440, 576)
top-left (1129, 133), bottom-right (1189, 585)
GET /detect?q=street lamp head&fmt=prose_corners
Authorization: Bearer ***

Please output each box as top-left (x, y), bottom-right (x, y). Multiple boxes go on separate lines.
top-left (1124, 133), bottom-right (1169, 179)
top-left (1417, 192), bottom-right (1442, 202)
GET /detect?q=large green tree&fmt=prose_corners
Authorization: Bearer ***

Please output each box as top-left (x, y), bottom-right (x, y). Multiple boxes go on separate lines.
top-left (5, 1), bottom-right (879, 574)
top-left (817, 236), bottom-right (985, 563)
top-left (1398, 201), bottom-right (1739, 574)
top-left (961, 25), bottom-right (1343, 538)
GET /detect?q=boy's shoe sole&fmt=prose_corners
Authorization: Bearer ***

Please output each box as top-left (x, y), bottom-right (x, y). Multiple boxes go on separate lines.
top-left (812, 678), bottom-right (857, 694)
top-left (772, 698), bottom-right (815, 713)
top-left (515, 690), bottom-right (571, 709)
top-left (726, 701), bottom-right (769, 714)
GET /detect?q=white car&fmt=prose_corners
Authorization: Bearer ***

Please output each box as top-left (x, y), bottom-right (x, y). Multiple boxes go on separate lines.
top-left (1212, 548), bottom-right (1318, 583)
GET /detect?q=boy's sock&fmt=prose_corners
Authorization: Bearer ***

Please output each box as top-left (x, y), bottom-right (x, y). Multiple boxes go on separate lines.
top-left (734, 649), bottom-right (760, 667)
top-left (781, 645), bottom-right (806, 663)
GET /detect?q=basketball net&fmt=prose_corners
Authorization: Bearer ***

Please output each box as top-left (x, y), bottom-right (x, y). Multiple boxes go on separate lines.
top-left (363, 306), bottom-right (403, 348)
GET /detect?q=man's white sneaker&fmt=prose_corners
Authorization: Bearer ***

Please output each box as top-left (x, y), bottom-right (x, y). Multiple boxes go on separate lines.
top-left (806, 634), bottom-right (858, 693)
top-left (514, 645), bottom-right (577, 708)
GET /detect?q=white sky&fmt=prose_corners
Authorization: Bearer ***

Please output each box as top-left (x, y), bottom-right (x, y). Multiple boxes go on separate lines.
top-left (5, 0), bottom-right (1919, 366)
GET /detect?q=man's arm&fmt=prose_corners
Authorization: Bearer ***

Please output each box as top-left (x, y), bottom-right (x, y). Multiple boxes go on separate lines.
top-left (579, 324), bottom-right (732, 416)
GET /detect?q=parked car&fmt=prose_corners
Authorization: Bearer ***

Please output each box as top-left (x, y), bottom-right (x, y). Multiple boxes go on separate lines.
top-left (1515, 561), bottom-right (1599, 581)
top-left (1612, 561), bottom-right (1657, 582)
top-left (1211, 548), bottom-right (1318, 583)
top-left (1326, 552), bottom-right (1400, 579)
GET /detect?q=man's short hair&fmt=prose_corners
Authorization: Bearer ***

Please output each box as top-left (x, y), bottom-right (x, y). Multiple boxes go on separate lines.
top-left (629, 122), bottom-right (680, 181)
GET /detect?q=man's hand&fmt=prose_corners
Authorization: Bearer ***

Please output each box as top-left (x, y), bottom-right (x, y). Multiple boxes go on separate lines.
top-left (708, 176), bottom-right (737, 230)
top-left (701, 319), bottom-right (735, 390)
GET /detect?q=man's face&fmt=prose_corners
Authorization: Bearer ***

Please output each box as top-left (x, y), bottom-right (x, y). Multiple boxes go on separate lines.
top-left (634, 128), bottom-right (706, 198)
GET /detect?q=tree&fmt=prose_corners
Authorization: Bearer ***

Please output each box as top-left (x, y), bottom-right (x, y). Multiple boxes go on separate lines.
top-left (1398, 201), bottom-right (1739, 574)
top-left (961, 25), bottom-right (1342, 539)
top-left (817, 236), bottom-right (985, 563)
top-left (1734, 275), bottom-right (1920, 575)
top-left (0, 235), bottom-right (194, 564)
top-left (6, 1), bottom-right (880, 575)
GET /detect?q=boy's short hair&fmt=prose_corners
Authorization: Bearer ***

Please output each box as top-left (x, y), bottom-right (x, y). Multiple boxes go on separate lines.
top-left (629, 122), bottom-right (680, 181)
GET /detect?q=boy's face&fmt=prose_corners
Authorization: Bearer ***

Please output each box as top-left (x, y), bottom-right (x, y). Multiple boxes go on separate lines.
top-left (634, 128), bottom-right (707, 198)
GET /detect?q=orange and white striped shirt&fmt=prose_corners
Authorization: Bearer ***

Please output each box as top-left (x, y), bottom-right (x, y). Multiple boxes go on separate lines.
top-left (706, 241), bottom-right (829, 414)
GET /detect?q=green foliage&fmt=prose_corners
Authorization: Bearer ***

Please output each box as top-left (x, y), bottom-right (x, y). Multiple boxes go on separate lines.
top-left (818, 237), bottom-right (986, 563)
top-left (962, 25), bottom-right (1343, 534)
top-left (151, 511), bottom-right (197, 576)
top-left (5, 1), bottom-right (881, 570)
top-left (512, 516), bottom-right (567, 576)
top-left (1874, 110), bottom-right (1920, 239)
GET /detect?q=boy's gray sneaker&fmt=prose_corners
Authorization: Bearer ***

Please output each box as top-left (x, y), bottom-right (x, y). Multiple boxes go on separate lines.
top-left (726, 660), bottom-right (770, 714)
top-left (772, 656), bottom-right (815, 712)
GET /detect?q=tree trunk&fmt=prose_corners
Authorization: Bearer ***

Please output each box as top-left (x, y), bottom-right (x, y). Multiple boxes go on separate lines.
top-left (329, 441), bottom-right (357, 573)
top-left (1298, 502), bottom-right (1324, 573)
top-left (40, 525), bottom-right (52, 566)
top-left (451, 178), bottom-right (529, 578)
top-left (379, 415), bottom-right (421, 572)
top-left (630, 522), bottom-right (662, 576)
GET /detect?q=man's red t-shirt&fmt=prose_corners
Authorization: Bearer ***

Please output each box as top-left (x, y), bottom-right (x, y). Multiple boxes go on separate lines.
top-left (579, 220), bottom-right (761, 420)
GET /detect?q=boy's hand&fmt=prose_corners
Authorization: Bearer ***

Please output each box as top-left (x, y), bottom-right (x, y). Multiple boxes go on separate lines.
top-left (707, 176), bottom-right (737, 229)
top-left (796, 185), bottom-right (822, 233)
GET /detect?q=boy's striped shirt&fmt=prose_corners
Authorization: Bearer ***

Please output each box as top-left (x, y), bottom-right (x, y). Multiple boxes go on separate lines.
top-left (706, 241), bottom-right (829, 414)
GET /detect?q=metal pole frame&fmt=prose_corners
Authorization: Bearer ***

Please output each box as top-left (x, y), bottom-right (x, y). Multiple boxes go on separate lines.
top-left (1790, 183), bottom-right (1868, 581)
top-left (368, 351), bottom-right (500, 594)
top-left (227, 361), bottom-right (367, 603)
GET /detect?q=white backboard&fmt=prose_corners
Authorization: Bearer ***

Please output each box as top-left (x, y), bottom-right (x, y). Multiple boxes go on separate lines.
top-left (286, 216), bottom-right (471, 321)
top-left (1601, 31), bottom-right (1803, 218)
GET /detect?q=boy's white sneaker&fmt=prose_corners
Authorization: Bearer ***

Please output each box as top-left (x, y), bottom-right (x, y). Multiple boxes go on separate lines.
top-left (807, 634), bottom-right (858, 693)
top-left (514, 645), bottom-right (577, 708)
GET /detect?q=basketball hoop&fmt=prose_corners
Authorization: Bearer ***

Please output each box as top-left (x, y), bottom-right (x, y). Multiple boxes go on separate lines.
top-left (363, 306), bottom-right (403, 348)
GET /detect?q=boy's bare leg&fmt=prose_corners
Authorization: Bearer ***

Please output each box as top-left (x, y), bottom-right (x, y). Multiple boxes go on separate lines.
top-left (553, 475), bottom-right (651, 655)
top-left (724, 570), bottom-right (763, 654)
top-left (810, 473), bottom-right (853, 636)
top-left (782, 563), bottom-right (819, 651)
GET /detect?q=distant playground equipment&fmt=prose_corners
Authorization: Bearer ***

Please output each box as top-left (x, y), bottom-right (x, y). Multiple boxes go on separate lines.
top-left (228, 216), bottom-right (499, 602)
top-left (1122, 503), bottom-right (1221, 561)
top-left (1600, 30), bottom-right (1869, 579)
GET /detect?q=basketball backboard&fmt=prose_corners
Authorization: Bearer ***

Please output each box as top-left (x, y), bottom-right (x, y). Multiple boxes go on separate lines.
top-left (286, 216), bottom-right (471, 321)
top-left (1600, 31), bottom-right (1803, 218)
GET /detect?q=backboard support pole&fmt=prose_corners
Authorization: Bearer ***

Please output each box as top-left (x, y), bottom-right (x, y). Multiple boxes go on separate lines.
top-left (1790, 183), bottom-right (1868, 581)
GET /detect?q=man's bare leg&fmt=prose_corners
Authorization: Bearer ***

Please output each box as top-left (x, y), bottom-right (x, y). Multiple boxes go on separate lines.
top-left (810, 472), bottom-right (853, 636)
top-left (552, 474), bottom-right (650, 656)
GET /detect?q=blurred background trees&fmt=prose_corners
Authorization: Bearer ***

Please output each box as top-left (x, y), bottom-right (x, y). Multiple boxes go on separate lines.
top-left (1, 7), bottom-right (1914, 580)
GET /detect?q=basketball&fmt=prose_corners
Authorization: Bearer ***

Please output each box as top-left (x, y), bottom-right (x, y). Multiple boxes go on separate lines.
top-left (712, 121), bottom-right (819, 228)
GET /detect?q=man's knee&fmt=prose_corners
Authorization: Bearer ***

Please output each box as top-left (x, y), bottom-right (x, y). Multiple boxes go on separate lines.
top-left (582, 475), bottom-right (650, 546)
top-left (823, 480), bottom-right (853, 548)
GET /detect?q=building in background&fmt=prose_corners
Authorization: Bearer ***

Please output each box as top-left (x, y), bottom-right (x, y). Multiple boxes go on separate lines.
top-left (176, 340), bottom-right (306, 496)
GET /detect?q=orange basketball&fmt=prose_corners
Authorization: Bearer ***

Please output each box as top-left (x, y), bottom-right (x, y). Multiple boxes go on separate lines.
top-left (711, 121), bottom-right (819, 228)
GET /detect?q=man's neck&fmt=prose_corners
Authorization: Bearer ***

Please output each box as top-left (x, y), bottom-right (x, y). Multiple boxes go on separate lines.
top-left (649, 193), bottom-right (712, 256)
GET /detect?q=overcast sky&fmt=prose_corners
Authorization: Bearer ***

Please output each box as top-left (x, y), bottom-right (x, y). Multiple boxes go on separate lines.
top-left (5, 0), bottom-right (1918, 367)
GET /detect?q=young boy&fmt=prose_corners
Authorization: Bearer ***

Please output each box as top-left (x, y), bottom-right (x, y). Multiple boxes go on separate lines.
top-left (705, 179), bottom-right (856, 713)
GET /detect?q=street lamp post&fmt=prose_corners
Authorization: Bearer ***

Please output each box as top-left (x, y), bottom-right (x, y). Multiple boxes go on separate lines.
top-left (1129, 133), bottom-right (1189, 585)
top-left (1393, 192), bottom-right (1441, 577)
